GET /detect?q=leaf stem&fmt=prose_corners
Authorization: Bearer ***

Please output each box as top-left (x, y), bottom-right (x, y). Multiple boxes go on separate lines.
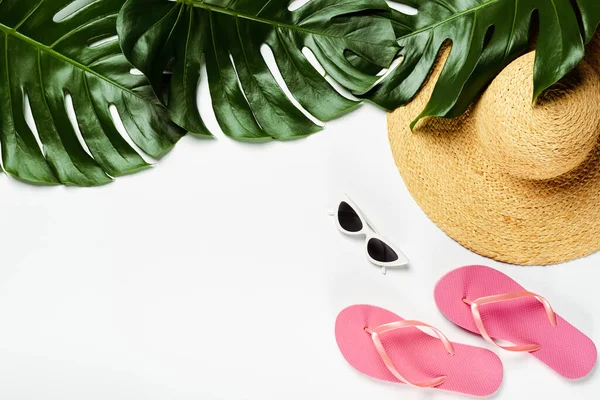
top-left (176, 0), bottom-right (380, 41)
top-left (397, 0), bottom-right (501, 41)
top-left (0, 23), bottom-right (144, 102)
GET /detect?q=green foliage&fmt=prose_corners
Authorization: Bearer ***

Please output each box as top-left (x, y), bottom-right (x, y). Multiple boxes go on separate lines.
top-left (365, 0), bottom-right (600, 128)
top-left (117, 0), bottom-right (399, 140)
top-left (3, 0), bottom-right (600, 186)
top-left (0, 0), bottom-right (185, 186)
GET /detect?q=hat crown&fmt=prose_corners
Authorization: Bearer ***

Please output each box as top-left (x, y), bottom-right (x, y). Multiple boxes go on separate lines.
top-left (475, 52), bottom-right (600, 181)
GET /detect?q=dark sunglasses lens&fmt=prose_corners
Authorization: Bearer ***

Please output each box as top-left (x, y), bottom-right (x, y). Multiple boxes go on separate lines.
top-left (367, 238), bottom-right (398, 263)
top-left (338, 202), bottom-right (363, 232)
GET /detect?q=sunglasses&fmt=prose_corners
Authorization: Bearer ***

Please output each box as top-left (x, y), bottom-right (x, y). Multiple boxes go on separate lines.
top-left (332, 195), bottom-right (408, 274)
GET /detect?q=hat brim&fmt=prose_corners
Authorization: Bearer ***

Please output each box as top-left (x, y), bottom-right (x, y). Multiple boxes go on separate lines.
top-left (388, 50), bottom-right (600, 266)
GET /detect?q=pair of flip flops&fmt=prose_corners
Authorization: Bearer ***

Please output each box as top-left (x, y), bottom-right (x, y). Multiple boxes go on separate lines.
top-left (335, 266), bottom-right (597, 396)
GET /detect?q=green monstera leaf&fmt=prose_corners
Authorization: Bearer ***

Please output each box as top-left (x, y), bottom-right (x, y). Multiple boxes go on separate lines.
top-left (117, 0), bottom-right (399, 140)
top-left (367, 0), bottom-right (600, 128)
top-left (0, 0), bottom-right (185, 186)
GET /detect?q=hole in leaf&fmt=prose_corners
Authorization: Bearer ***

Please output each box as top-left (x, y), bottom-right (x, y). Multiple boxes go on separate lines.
top-left (363, 56), bottom-right (404, 93)
top-left (197, 54), bottom-right (225, 139)
top-left (23, 91), bottom-right (45, 157)
top-left (88, 35), bottom-right (118, 49)
top-left (324, 77), bottom-right (360, 101)
top-left (130, 68), bottom-right (144, 76)
top-left (108, 105), bottom-right (156, 165)
top-left (386, 1), bottom-right (418, 15)
top-left (228, 53), bottom-right (264, 130)
top-left (288, 0), bottom-right (310, 11)
top-left (260, 44), bottom-right (324, 127)
top-left (378, 56), bottom-right (403, 78)
top-left (302, 47), bottom-right (325, 76)
top-left (53, 0), bottom-right (98, 23)
top-left (302, 46), bottom-right (358, 101)
top-left (64, 92), bottom-right (94, 159)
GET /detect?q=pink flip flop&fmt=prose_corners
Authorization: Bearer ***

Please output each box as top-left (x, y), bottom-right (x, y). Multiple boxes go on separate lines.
top-left (435, 265), bottom-right (597, 379)
top-left (335, 305), bottom-right (503, 396)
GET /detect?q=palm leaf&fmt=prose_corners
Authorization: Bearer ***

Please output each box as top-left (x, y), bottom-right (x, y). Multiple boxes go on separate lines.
top-left (0, 0), bottom-right (185, 186)
top-left (366, 0), bottom-right (600, 128)
top-left (117, 0), bottom-right (399, 140)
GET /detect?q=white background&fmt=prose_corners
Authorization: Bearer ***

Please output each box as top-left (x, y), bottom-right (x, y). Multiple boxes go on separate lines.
top-left (0, 103), bottom-right (598, 399)
top-left (1, 0), bottom-right (598, 397)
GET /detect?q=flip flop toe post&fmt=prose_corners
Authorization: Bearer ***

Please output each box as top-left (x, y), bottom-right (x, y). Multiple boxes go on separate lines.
top-left (335, 305), bottom-right (503, 396)
top-left (435, 265), bottom-right (597, 379)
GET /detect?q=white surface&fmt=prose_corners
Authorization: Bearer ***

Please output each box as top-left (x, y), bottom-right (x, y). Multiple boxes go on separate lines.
top-left (0, 103), bottom-right (598, 399)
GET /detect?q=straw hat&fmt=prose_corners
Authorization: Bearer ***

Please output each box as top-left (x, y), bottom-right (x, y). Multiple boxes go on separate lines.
top-left (388, 36), bottom-right (600, 265)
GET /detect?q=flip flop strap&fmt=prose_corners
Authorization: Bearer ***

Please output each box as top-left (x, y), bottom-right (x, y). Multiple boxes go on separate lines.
top-left (365, 320), bottom-right (455, 388)
top-left (463, 291), bottom-right (558, 352)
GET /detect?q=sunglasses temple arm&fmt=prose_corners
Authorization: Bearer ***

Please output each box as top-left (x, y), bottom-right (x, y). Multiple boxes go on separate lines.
top-left (364, 216), bottom-right (381, 234)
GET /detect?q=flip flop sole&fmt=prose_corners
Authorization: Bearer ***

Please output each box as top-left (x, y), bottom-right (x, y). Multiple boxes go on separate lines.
top-left (434, 265), bottom-right (597, 379)
top-left (335, 305), bottom-right (503, 396)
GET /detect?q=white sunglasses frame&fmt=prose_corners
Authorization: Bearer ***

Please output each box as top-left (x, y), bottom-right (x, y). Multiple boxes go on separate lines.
top-left (332, 195), bottom-right (409, 274)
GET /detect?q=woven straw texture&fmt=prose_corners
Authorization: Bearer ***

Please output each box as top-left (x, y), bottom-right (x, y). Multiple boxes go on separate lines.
top-left (388, 38), bottom-right (600, 265)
